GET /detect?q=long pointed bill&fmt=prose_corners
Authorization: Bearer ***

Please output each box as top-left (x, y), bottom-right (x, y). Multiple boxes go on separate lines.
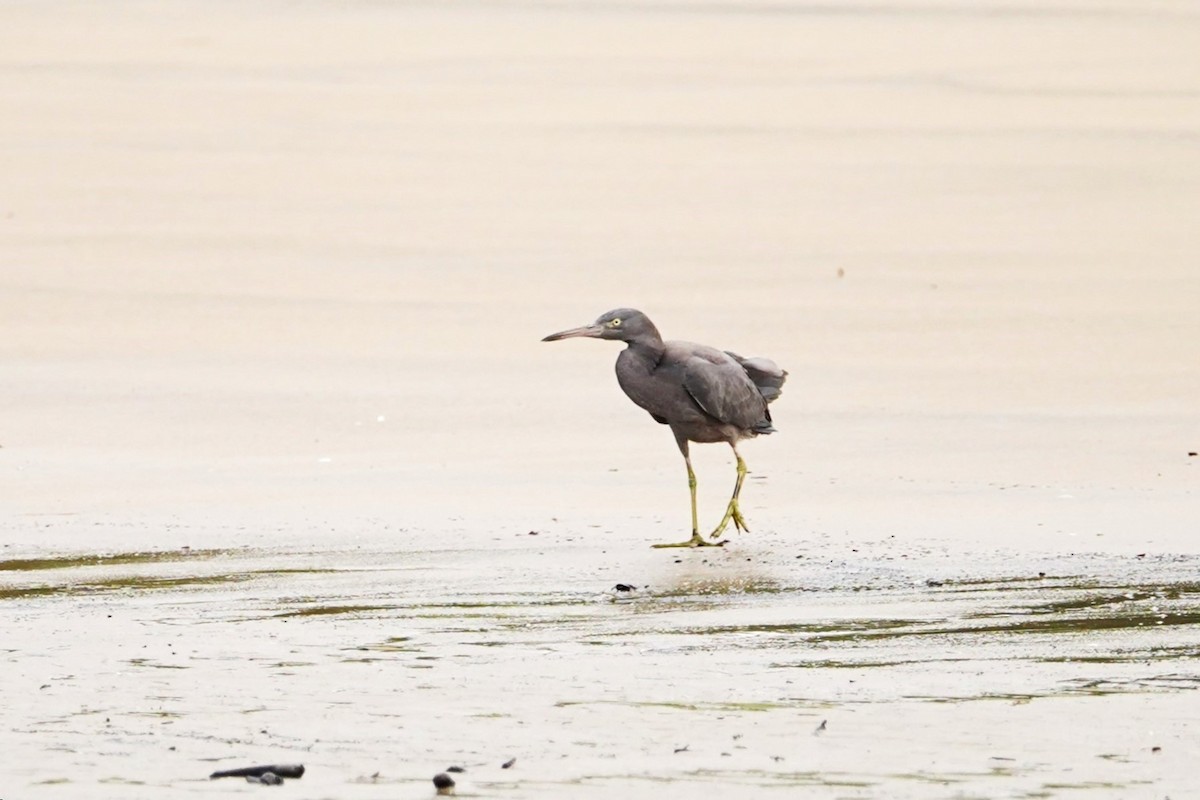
top-left (541, 324), bottom-right (604, 342)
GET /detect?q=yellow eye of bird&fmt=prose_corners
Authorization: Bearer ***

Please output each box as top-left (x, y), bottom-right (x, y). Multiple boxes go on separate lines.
top-left (610, 318), bottom-right (622, 327)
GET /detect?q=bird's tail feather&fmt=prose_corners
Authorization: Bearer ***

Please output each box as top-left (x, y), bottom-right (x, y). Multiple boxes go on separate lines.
top-left (726, 351), bottom-right (788, 403)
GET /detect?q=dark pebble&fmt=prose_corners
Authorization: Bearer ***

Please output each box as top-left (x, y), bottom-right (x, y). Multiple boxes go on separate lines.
top-left (245, 772), bottom-right (283, 785)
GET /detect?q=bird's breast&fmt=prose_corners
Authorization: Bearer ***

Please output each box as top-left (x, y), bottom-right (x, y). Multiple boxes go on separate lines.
top-left (615, 349), bottom-right (703, 422)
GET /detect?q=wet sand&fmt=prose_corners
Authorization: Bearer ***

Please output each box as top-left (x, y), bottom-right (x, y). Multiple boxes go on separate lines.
top-left (4, 533), bottom-right (1200, 798)
top-left (2, 1), bottom-right (1199, 797)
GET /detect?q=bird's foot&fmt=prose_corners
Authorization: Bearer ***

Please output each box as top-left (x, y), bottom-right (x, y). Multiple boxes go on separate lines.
top-left (709, 500), bottom-right (750, 539)
top-left (652, 532), bottom-right (727, 549)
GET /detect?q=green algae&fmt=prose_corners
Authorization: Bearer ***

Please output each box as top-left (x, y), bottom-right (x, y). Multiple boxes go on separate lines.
top-left (0, 549), bottom-right (233, 572)
top-left (273, 603), bottom-right (398, 618)
top-left (0, 572), bottom-right (249, 600)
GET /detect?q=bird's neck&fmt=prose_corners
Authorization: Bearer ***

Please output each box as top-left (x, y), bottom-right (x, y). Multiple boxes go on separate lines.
top-left (624, 336), bottom-right (665, 369)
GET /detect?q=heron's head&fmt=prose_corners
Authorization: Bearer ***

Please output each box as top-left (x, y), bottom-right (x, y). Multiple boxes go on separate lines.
top-left (542, 308), bottom-right (659, 344)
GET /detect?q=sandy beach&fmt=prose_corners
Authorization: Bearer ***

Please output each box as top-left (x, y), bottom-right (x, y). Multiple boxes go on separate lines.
top-left (2, 1), bottom-right (1198, 797)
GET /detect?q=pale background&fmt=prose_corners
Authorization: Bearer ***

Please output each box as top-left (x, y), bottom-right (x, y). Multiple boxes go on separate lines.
top-left (3, 2), bottom-right (1196, 549)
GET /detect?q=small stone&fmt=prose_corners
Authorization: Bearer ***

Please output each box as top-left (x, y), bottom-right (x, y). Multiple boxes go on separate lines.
top-left (246, 772), bottom-right (283, 785)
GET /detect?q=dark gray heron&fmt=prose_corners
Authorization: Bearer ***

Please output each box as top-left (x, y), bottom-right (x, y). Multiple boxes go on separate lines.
top-left (542, 308), bottom-right (787, 548)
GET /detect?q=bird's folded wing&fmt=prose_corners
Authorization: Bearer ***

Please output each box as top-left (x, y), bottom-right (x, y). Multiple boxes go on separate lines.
top-left (681, 352), bottom-right (767, 429)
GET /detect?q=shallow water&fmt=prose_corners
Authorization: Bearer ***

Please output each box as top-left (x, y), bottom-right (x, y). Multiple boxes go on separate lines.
top-left (4, 520), bottom-right (1198, 798)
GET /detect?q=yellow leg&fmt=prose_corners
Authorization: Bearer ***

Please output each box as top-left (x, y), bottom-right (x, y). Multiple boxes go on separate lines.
top-left (653, 455), bottom-right (726, 548)
top-left (710, 447), bottom-right (750, 540)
